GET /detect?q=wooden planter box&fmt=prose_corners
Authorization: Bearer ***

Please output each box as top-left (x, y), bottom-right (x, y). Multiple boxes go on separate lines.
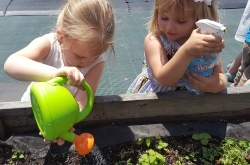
top-left (1, 86), bottom-right (250, 140)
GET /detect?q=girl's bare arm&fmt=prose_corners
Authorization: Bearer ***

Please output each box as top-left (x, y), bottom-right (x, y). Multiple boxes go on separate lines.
top-left (4, 37), bottom-right (57, 82)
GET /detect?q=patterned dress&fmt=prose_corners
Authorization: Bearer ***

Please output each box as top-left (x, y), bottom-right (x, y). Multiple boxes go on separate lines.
top-left (126, 35), bottom-right (186, 94)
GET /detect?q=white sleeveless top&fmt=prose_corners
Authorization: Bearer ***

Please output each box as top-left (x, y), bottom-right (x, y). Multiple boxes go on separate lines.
top-left (21, 33), bottom-right (105, 101)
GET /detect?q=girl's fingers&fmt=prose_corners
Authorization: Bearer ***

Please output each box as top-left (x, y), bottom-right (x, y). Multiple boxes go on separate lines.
top-left (52, 139), bottom-right (58, 143)
top-left (57, 138), bottom-right (65, 146)
top-left (63, 68), bottom-right (84, 86)
top-left (186, 72), bottom-right (204, 90)
top-left (70, 127), bottom-right (75, 132)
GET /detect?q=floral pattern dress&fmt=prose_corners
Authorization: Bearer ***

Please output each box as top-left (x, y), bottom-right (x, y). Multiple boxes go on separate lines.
top-left (126, 35), bottom-right (186, 94)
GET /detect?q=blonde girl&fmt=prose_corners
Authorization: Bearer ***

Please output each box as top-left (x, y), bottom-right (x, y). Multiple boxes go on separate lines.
top-left (4, 0), bottom-right (114, 144)
top-left (127, 0), bottom-right (227, 93)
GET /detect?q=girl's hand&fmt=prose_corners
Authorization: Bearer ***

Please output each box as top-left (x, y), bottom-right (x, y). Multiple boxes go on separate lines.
top-left (185, 65), bottom-right (221, 93)
top-left (183, 28), bottom-right (224, 57)
top-left (39, 127), bottom-right (75, 146)
top-left (53, 67), bottom-right (85, 89)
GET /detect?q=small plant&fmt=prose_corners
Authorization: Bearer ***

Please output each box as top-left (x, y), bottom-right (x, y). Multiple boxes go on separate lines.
top-left (202, 146), bottom-right (220, 162)
top-left (115, 149), bottom-right (134, 165)
top-left (175, 157), bottom-right (187, 165)
top-left (219, 138), bottom-right (250, 165)
top-left (185, 151), bottom-right (198, 162)
top-left (115, 158), bottom-right (133, 165)
top-left (138, 137), bottom-right (153, 147)
top-left (138, 149), bottom-right (165, 165)
top-left (11, 149), bottom-right (25, 160)
top-left (155, 139), bottom-right (168, 151)
top-left (192, 133), bottom-right (212, 145)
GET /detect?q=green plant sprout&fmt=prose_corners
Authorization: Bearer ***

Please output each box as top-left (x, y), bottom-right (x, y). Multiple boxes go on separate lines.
top-left (11, 149), bottom-right (24, 160)
top-left (138, 149), bottom-right (165, 165)
top-left (155, 139), bottom-right (168, 151)
top-left (202, 146), bottom-right (220, 162)
top-left (175, 157), bottom-right (187, 165)
top-left (138, 137), bottom-right (153, 147)
top-left (192, 133), bottom-right (212, 145)
top-left (186, 151), bottom-right (198, 162)
top-left (219, 138), bottom-right (250, 165)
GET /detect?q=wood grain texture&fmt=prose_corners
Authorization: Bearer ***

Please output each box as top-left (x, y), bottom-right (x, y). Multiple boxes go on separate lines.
top-left (1, 87), bottom-right (250, 139)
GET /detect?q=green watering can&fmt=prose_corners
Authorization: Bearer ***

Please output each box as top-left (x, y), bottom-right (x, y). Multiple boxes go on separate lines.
top-left (30, 76), bottom-right (94, 155)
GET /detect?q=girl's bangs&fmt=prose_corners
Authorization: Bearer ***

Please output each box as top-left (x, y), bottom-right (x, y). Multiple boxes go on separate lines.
top-left (158, 0), bottom-right (193, 20)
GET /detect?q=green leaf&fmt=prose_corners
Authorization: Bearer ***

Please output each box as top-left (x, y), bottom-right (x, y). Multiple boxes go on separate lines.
top-left (201, 139), bottom-right (208, 145)
top-left (146, 138), bottom-right (151, 147)
top-left (190, 152), bottom-right (196, 157)
top-left (156, 153), bottom-right (165, 161)
top-left (138, 138), bottom-right (143, 145)
top-left (202, 147), bottom-right (207, 152)
top-left (192, 134), bottom-right (200, 140)
top-left (12, 154), bottom-right (17, 159)
top-left (141, 154), bottom-right (148, 159)
top-left (201, 133), bottom-right (211, 139)
top-left (225, 138), bottom-right (234, 144)
top-left (148, 149), bottom-right (155, 155)
top-left (149, 155), bottom-right (156, 163)
top-left (199, 133), bottom-right (204, 139)
top-left (239, 140), bottom-right (247, 148)
top-left (19, 154), bottom-right (24, 159)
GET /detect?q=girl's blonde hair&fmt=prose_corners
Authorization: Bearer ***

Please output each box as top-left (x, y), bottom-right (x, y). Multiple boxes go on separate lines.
top-left (148, 0), bottom-right (220, 35)
top-left (57, 0), bottom-right (115, 56)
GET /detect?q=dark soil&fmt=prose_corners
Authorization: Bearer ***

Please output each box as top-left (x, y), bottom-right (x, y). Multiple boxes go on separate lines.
top-left (0, 135), bottom-right (224, 165)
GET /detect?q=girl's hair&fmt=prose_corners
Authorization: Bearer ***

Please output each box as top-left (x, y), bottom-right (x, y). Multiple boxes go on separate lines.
top-left (57, 0), bottom-right (115, 56)
top-left (148, 0), bottom-right (219, 35)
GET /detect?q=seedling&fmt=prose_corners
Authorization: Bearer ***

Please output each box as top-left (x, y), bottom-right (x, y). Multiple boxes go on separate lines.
top-left (138, 149), bottom-right (165, 165)
top-left (219, 138), bottom-right (250, 165)
top-left (192, 133), bottom-right (212, 145)
top-left (138, 137), bottom-right (153, 147)
top-left (11, 149), bottom-right (24, 160)
top-left (155, 139), bottom-right (168, 151)
top-left (186, 151), bottom-right (198, 162)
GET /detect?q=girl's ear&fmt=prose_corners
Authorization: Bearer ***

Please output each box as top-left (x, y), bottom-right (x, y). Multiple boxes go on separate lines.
top-left (56, 28), bottom-right (64, 44)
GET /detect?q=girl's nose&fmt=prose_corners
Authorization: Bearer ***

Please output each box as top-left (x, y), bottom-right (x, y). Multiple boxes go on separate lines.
top-left (165, 22), bottom-right (176, 31)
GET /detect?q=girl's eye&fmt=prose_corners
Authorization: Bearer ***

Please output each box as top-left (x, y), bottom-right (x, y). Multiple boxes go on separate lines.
top-left (177, 20), bottom-right (186, 24)
top-left (161, 17), bottom-right (168, 21)
top-left (75, 54), bottom-right (86, 59)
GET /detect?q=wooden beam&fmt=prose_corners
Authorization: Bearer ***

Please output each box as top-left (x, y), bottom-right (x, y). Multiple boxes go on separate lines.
top-left (0, 118), bottom-right (6, 139)
top-left (1, 86), bottom-right (250, 137)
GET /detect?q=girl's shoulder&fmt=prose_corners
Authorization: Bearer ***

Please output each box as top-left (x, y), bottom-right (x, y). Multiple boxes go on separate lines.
top-left (144, 33), bottom-right (162, 49)
top-left (40, 33), bottom-right (63, 65)
top-left (42, 33), bottom-right (57, 45)
top-left (144, 33), bottom-right (158, 42)
top-left (144, 33), bottom-right (178, 47)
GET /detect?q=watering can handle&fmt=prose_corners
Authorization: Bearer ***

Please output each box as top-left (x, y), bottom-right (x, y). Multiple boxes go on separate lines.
top-left (48, 76), bottom-right (94, 123)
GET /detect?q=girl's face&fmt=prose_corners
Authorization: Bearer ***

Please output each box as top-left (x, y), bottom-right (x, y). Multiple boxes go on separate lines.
top-left (158, 11), bottom-right (195, 45)
top-left (60, 37), bottom-right (100, 68)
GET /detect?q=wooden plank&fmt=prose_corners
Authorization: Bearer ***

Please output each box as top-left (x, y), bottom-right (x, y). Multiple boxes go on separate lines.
top-left (1, 86), bottom-right (250, 134)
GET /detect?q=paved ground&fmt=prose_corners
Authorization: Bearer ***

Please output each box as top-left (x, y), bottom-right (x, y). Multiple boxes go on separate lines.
top-left (0, 0), bottom-right (248, 102)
